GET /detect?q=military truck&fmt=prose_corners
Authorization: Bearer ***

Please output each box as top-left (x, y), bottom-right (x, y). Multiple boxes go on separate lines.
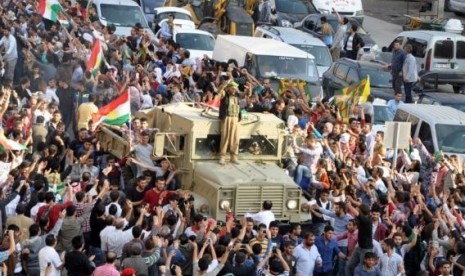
top-left (99, 102), bottom-right (304, 223)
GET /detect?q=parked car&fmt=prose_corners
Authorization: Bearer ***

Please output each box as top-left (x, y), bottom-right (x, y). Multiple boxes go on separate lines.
top-left (271, 0), bottom-right (318, 27)
top-left (254, 25), bottom-right (332, 78)
top-left (135, 0), bottom-right (165, 24)
top-left (372, 98), bottom-right (395, 134)
top-left (447, 0), bottom-right (465, 15)
top-left (394, 104), bottom-right (465, 157)
top-left (89, 0), bottom-right (154, 37)
top-left (380, 31), bottom-right (465, 93)
top-left (322, 58), bottom-right (391, 98)
top-left (156, 28), bottom-right (215, 60)
top-left (294, 14), bottom-right (378, 55)
top-left (417, 92), bottom-right (465, 112)
top-left (312, 0), bottom-right (364, 24)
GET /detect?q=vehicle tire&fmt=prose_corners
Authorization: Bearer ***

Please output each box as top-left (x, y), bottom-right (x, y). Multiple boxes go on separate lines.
top-left (453, 85), bottom-right (465, 93)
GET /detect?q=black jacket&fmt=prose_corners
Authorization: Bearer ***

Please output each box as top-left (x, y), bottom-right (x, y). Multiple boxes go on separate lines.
top-left (219, 93), bottom-right (242, 121)
top-left (344, 33), bottom-right (365, 51)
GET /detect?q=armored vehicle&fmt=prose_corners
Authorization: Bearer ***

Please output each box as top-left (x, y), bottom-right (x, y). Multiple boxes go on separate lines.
top-left (99, 103), bottom-right (304, 222)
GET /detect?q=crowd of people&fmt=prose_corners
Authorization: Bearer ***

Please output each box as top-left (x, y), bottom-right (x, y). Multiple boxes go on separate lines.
top-left (0, 0), bottom-right (461, 276)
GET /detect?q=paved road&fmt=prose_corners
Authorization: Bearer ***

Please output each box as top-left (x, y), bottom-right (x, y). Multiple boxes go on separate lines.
top-left (363, 15), bottom-right (402, 48)
top-left (363, 0), bottom-right (465, 26)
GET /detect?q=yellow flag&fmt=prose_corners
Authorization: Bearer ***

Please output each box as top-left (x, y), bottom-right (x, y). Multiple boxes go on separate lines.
top-left (333, 76), bottom-right (371, 122)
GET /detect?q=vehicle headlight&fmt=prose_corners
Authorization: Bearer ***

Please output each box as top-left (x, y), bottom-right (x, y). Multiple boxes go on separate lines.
top-left (287, 199), bottom-right (298, 210)
top-left (281, 20), bottom-right (293, 27)
top-left (219, 200), bottom-right (231, 210)
top-left (355, 10), bottom-right (364, 16)
top-left (318, 9), bottom-right (331, 14)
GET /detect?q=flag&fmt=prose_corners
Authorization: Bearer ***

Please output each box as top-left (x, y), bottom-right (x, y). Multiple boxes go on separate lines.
top-left (0, 134), bottom-right (28, 151)
top-left (92, 91), bottom-right (131, 126)
top-left (332, 76), bottom-right (371, 122)
top-left (277, 79), bottom-right (311, 102)
top-left (86, 39), bottom-right (104, 76)
top-left (38, 0), bottom-right (62, 22)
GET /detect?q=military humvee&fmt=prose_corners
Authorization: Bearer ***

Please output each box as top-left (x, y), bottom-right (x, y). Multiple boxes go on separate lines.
top-left (99, 102), bottom-right (304, 222)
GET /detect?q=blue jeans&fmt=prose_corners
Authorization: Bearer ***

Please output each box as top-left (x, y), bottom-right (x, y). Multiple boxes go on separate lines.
top-left (337, 246), bottom-right (348, 276)
top-left (294, 165), bottom-right (312, 189)
top-left (404, 81), bottom-right (414, 103)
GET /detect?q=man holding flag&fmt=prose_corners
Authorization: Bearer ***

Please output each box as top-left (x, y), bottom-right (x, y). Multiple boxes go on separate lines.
top-left (332, 76), bottom-right (371, 123)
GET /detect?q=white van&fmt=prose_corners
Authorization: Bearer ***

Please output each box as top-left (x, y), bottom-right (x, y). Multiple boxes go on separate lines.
top-left (394, 104), bottom-right (465, 158)
top-left (382, 31), bottom-right (465, 93)
top-left (90, 0), bottom-right (154, 37)
top-left (253, 26), bottom-right (332, 79)
top-left (312, 0), bottom-right (364, 24)
top-left (213, 35), bottom-right (322, 100)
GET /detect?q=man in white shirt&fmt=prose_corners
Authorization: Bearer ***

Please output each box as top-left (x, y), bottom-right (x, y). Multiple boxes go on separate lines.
top-left (39, 234), bottom-right (63, 276)
top-left (379, 238), bottom-right (404, 276)
top-left (0, 26), bottom-right (18, 81)
top-left (43, 78), bottom-right (59, 104)
top-left (293, 232), bottom-right (322, 276)
top-left (387, 92), bottom-right (403, 114)
top-left (132, 131), bottom-right (155, 176)
top-left (245, 200), bottom-right (275, 228)
top-left (104, 207), bottom-right (145, 258)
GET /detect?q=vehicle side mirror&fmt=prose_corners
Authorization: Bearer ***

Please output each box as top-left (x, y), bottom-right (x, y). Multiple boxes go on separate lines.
top-left (271, 8), bottom-right (277, 15)
top-left (381, 46), bottom-right (388, 52)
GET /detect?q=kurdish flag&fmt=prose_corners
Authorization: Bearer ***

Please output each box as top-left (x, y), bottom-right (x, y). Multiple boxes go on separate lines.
top-left (0, 133), bottom-right (28, 151)
top-left (38, 0), bottom-right (62, 22)
top-left (92, 91), bottom-right (130, 126)
top-left (332, 76), bottom-right (371, 122)
top-left (86, 39), bottom-right (104, 76)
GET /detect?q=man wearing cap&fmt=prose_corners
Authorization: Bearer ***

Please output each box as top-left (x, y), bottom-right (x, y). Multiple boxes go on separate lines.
top-left (218, 80), bottom-right (242, 165)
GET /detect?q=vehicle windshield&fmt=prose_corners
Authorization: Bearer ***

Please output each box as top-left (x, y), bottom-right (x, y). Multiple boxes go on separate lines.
top-left (175, 33), bottom-right (214, 50)
top-left (361, 69), bottom-right (392, 88)
top-left (293, 44), bottom-right (332, 67)
top-left (443, 103), bottom-right (465, 113)
top-left (157, 12), bottom-right (192, 21)
top-left (437, 124), bottom-right (465, 154)
top-left (373, 105), bottom-right (394, 125)
top-left (257, 55), bottom-right (319, 82)
top-left (142, 0), bottom-right (163, 13)
top-left (275, 0), bottom-right (312, 14)
top-left (101, 4), bottom-right (148, 28)
top-left (195, 135), bottom-right (278, 157)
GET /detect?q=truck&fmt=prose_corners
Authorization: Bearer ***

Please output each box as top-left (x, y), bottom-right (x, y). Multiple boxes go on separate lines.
top-left (212, 35), bottom-right (323, 101)
top-left (98, 103), bottom-right (306, 223)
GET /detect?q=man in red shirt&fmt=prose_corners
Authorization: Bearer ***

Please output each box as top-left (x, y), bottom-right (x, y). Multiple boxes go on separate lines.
top-left (36, 188), bottom-right (74, 232)
top-left (143, 177), bottom-right (174, 212)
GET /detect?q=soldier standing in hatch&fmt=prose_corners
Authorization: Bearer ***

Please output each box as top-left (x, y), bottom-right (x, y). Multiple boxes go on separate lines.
top-left (218, 81), bottom-right (242, 165)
